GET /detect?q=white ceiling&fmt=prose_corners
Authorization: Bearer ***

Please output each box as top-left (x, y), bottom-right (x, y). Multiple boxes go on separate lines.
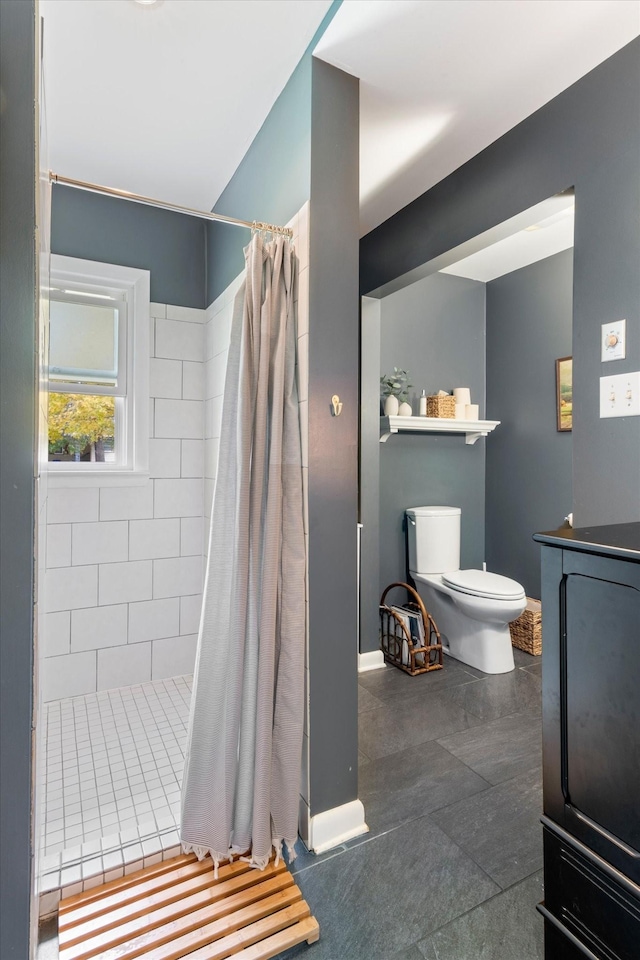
top-left (314, 0), bottom-right (640, 235)
top-left (441, 194), bottom-right (575, 282)
top-left (39, 0), bottom-right (332, 211)
top-left (40, 0), bottom-right (639, 231)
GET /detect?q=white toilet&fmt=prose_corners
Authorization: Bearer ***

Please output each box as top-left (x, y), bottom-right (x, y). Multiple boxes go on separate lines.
top-left (406, 506), bottom-right (526, 674)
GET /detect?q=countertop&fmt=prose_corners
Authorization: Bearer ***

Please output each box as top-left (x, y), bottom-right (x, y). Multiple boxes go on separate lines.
top-left (533, 522), bottom-right (640, 561)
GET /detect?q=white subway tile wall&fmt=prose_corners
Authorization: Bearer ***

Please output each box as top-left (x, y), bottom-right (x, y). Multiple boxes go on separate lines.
top-left (155, 318), bottom-right (203, 362)
top-left (71, 604), bottom-right (128, 652)
top-left (151, 636), bottom-right (198, 680)
top-left (99, 485), bottom-right (155, 522)
top-left (180, 593), bottom-right (202, 635)
top-left (72, 521), bottom-right (129, 566)
top-left (182, 361), bottom-right (204, 400)
top-left (129, 518), bottom-right (181, 561)
top-left (154, 478), bottom-right (203, 518)
top-left (98, 559), bottom-right (153, 606)
top-left (148, 438), bottom-right (181, 479)
top-left (45, 565), bottom-right (98, 612)
top-left (42, 303), bottom-right (205, 700)
top-left (155, 399), bottom-right (203, 440)
top-left (180, 517), bottom-right (204, 557)
top-left (166, 304), bottom-right (207, 324)
top-left (97, 642), bottom-right (152, 690)
top-left (149, 357), bottom-right (182, 399)
top-left (48, 487), bottom-right (99, 524)
top-left (44, 611), bottom-right (71, 658)
top-left (129, 597), bottom-right (180, 644)
top-left (180, 439), bottom-right (205, 479)
top-left (43, 651), bottom-right (98, 702)
top-left (46, 523), bottom-right (72, 569)
top-left (153, 555), bottom-right (203, 600)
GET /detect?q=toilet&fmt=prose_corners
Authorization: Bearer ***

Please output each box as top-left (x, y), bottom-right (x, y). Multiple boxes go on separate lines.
top-left (406, 506), bottom-right (526, 674)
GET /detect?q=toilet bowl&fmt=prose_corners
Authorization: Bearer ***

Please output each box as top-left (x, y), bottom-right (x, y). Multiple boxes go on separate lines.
top-left (406, 506), bottom-right (526, 674)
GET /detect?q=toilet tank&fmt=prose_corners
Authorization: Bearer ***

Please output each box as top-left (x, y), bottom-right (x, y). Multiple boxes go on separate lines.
top-left (406, 506), bottom-right (461, 574)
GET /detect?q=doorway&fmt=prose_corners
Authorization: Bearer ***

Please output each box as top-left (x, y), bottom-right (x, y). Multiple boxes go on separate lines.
top-left (359, 190), bottom-right (575, 658)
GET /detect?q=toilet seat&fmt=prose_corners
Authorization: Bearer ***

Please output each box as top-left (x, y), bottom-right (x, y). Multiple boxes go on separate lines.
top-left (441, 569), bottom-right (525, 601)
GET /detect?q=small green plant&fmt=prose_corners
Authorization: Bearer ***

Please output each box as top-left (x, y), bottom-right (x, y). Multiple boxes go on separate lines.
top-left (380, 368), bottom-right (412, 403)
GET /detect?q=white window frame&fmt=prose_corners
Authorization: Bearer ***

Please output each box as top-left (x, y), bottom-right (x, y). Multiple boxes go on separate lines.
top-left (47, 256), bottom-right (149, 487)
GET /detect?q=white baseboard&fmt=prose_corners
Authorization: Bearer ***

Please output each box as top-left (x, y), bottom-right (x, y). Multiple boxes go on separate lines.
top-left (358, 650), bottom-right (385, 673)
top-left (307, 799), bottom-right (368, 854)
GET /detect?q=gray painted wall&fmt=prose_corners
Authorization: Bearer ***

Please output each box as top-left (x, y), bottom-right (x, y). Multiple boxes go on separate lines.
top-left (361, 39), bottom-right (640, 527)
top-left (51, 184), bottom-right (206, 308)
top-left (378, 273), bottom-right (486, 604)
top-left (307, 58), bottom-right (360, 815)
top-left (205, 49), bottom-right (312, 304)
top-left (206, 1), bottom-right (343, 305)
top-left (486, 250), bottom-right (573, 599)
top-left (0, 2), bottom-right (37, 956)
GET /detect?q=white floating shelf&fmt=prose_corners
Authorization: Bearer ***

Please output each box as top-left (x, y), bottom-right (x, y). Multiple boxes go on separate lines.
top-left (380, 415), bottom-right (500, 445)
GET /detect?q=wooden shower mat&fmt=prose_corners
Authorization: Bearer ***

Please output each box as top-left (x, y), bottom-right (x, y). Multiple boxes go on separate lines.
top-left (57, 851), bottom-right (319, 960)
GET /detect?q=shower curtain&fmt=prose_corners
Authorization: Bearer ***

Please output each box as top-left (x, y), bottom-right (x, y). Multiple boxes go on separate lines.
top-left (180, 232), bottom-right (306, 874)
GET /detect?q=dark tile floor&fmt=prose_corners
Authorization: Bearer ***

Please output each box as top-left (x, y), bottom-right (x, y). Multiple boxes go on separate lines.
top-left (38, 650), bottom-right (544, 960)
top-left (284, 649), bottom-right (544, 960)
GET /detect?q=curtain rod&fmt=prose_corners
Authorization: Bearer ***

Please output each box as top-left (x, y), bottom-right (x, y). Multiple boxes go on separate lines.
top-left (48, 172), bottom-right (294, 238)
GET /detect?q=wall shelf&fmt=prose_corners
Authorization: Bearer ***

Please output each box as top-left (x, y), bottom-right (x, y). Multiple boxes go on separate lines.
top-left (380, 415), bottom-right (500, 445)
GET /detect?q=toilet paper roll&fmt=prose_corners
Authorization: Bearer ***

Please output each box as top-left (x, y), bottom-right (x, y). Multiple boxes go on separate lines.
top-left (453, 387), bottom-right (471, 406)
top-left (454, 403), bottom-right (466, 419)
top-left (465, 403), bottom-right (479, 420)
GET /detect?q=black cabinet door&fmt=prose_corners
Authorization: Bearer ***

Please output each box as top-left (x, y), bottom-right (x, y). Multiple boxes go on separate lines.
top-left (555, 551), bottom-right (640, 881)
top-left (565, 572), bottom-right (640, 852)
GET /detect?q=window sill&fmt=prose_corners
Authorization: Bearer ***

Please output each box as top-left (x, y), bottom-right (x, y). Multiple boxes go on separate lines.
top-left (45, 469), bottom-right (150, 488)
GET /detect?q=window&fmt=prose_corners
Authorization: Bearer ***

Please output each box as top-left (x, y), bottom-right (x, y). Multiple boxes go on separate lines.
top-left (47, 257), bottom-right (149, 484)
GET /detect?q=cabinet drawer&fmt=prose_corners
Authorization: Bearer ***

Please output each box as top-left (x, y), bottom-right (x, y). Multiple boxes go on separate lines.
top-left (542, 918), bottom-right (594, 960)
top-left (543, 825), bottom-right (640, 959)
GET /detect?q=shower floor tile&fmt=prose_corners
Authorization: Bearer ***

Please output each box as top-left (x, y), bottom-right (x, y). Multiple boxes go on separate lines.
top-left (39, 675), bottom-right (192, 911)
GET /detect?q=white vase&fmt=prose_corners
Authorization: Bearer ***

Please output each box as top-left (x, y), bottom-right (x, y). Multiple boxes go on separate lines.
top-left (384, 395), bottom-right (399, 416)
top-left (398, 401), bottom-right (413, 417)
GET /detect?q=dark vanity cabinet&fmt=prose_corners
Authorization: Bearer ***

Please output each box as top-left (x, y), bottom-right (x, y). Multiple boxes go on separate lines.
top-left (533, 524), bottom-right (640, 960)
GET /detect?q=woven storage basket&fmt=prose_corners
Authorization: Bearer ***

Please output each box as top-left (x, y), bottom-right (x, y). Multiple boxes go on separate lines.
top-left (379, 582), bottom-right (443, 676)
top-left (510, 598), bottom-right (542, 655)
top-left (426, 395), bottom-right (456, 418)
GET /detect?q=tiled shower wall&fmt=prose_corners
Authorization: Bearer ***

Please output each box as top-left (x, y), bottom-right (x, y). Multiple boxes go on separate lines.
top-left (203, 275), bottom-right (242, 526)
top-left (42, 304), bottom-right (206, 701)
top-left (42, 204), bottom-right (309, 706)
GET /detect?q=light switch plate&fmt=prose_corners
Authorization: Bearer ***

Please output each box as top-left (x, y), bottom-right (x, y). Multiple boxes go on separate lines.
top-left (599, 371), bottom-right (640, 418)
top-left (601, 319), bottom-right (626, 361)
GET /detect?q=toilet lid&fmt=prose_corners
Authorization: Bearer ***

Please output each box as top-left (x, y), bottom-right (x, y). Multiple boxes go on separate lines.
top-left (442, 569), bottom-right (525, 601)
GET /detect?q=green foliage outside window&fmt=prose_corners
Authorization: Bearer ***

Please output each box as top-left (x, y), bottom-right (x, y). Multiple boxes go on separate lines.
top-left (48, 393), bottom-right (115, 462)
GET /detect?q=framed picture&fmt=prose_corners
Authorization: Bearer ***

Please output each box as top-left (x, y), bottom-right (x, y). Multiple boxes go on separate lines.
top-left (556, 356), bottom-right (572, 432)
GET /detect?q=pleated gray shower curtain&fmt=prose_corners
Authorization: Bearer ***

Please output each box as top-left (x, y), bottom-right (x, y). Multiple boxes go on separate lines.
top-left (180, 233), bottom-right (306, 873)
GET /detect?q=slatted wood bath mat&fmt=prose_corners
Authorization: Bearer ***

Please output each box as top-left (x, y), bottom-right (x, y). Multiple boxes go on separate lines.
top-left (57, 852), bottom-right (319, 960)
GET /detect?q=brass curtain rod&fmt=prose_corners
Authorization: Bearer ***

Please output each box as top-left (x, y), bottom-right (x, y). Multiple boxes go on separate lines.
top-left (48, 172), bottom-right (294, 238)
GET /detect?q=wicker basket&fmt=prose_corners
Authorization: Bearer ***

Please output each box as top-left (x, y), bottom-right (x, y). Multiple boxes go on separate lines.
top-left (510, 598), bottom-right (542, 655)
top-left (379, 582), bottom-right (443, 676)
top-left (426, 395), bottom-right (456, 418)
